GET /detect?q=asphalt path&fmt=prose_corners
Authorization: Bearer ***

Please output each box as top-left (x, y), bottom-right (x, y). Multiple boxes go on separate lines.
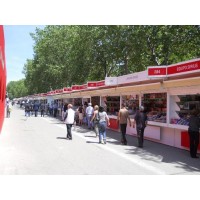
top-left (0, 105), bottom-right (200, 175)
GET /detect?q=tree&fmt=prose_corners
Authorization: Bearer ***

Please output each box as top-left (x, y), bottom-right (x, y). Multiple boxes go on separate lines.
top-left (22, 25), bottom-right (200, 96)
top-left (7, 79), bottom-right (28, 99)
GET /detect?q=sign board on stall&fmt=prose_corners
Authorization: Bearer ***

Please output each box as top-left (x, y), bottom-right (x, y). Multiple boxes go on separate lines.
top-left (167, 58), bottom-right (200, 76)
top-left (87, 80), bottom-right (105, 88)
top-left (147, 66), bottom-right (167, 78)
top-left (105, 77), bottom-right (118, 86)
top-left (117, 71), bottom-right (148, 85)
top-left (148, 58), bottom-right (200, 78)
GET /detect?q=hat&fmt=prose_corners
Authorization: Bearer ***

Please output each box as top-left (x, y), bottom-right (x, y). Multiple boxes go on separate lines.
top-left (88, 103), bottom-right (92, 106)
top-left (139, 106), bottom-right (144, 111)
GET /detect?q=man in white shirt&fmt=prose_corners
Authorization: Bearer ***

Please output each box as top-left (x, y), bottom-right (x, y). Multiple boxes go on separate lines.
top-left (86, 102), bottom-right (94, 129)
top-left (64, 104), bottom-right (75, 140)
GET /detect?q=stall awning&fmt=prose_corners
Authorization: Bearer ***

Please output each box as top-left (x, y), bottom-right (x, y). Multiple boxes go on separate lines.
top-left (163, 77), bottom-right (200, 88)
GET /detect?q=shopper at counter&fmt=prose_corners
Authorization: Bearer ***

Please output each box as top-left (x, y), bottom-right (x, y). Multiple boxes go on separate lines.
top-left (86, 102), bottom-right (94, 129)
top-left (188, 109), bottom-right (200, 158)
top-left (117, 103), bottom-right (131, 145)
top-left (91, 105), bottom-right (100, 138)
top-left (133, 106), bottom-right (147, 148)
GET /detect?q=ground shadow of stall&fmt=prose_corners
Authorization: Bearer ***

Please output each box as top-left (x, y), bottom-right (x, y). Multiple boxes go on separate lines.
top-left (53, 114), bottom-right (200, 174)
top-left (89, 126), bottom-right (200, 174)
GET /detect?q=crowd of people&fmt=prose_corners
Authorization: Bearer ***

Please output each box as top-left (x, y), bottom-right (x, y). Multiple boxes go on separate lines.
top-left (15, 99), bottom-right (200, 158)
top-left (22, 100), bottom-right (59, 118)
top-left (61, 102), bottom-right (200, 158)
top-left (61, 102), bottom-right (148, 147)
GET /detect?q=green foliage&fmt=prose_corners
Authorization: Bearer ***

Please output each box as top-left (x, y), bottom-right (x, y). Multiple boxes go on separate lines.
top-left (21, 25), bottom-right (200, 96)
top-left (6, 79), bottom-right (28, 99)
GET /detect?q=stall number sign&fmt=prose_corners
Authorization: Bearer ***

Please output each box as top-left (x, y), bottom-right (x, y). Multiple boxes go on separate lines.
top-left (148, 67), bottom-right (167, 78)
top-left (148, 59), bottom-right (200, 78)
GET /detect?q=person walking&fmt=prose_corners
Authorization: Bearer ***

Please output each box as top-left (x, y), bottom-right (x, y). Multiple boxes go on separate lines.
top-left (40, 102), bottom-right (45, 117)
top-left (53, 102), bottom-right (58, 118)
top-left (188, 109), bottom-right (200, 158)
top-left (33, 101), bottom-right (39, 117)
top-left (6, 100), bottom-right (12, 118)
top-left (117, 103), bottom-right (131, 145)
top-left (78, 105), bottom-right (84, 126)
top-left (98, 106), bottom-right (110, 144)
top-left (132, 106), bottom-right (147, 148)
top-left (62, 103), bottom-right (68, 121)
top-left (25, 103), bottom-right (31, 117)
top-left (86, 102), bottom-right (94, 129)
top-left (91, 105), bottom-right (100, 137)
top-left (64, 104), bottom-right (75, 140)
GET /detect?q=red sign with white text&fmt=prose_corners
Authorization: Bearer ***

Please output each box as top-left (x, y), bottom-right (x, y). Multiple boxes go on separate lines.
top-left (148, 67), bottom-right (167, 77)
top-left (87, 80), bottom-right (105, 87)
top-left (55, 89), bottom-right (63, 93)
top-left (167, 59), bottom-right (200, 75)
top-left (63, 87), bottom-right (72, 92)
top-left (97, 80), bottom-right (105, 87)
top-left (72, 85), bottom-right (81, 90)
top-left (79, 84), bottom-right (87, 90)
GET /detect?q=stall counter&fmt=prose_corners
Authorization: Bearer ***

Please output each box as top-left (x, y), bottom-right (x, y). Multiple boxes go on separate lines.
top-left (107, 115), bottom-right (119, 130)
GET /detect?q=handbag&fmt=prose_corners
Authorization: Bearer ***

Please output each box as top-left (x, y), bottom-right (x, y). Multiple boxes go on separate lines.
top-left (94, 111), bottom-right (100, 123)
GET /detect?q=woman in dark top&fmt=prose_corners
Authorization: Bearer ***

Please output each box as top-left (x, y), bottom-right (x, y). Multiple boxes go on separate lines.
top-left (78, 105), bottom-right (84, 126)
top-left (133, 106), bottom-right (147, 148)
top-left (188, 109), bottom-right (200, 158)
top-left (62, 103), bottom-right (68, 121)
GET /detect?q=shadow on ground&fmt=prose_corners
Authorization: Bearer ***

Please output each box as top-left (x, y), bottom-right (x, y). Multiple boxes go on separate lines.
top-left (46, 113), bottom-right (200, 174)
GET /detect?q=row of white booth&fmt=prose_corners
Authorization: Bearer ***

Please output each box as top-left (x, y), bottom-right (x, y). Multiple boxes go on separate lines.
top-left (33, 58), bottom-right (200, 151)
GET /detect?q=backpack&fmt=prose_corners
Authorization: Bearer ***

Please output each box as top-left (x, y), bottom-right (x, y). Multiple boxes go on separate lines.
top-left (64, 110), bottom-right (68, 121)
top-left (94, 111), bottom-right (100, 123)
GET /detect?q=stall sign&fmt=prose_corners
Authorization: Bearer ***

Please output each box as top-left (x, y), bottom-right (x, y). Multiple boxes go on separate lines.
top-left (55, 89), bottom-right (63, 94)
top-left (118, 71), bottom-right (148, 85)
top-left (96, 80), bottom-right (105, 87)
top-left (47, 91), bottom-right (56, 95)
top-left (167, 59), bottom-right (200, 76)
top-left (72, 85), bottom-right (81, 90)
top-left (147, 66), bottom-right (167, 78)
top-left (105, 77), bottom-right (118, 86)
top-left (87, 80), bottom-right (105, 88)
top-left (79, 84), bottom-right (87, 90)
top-left (63, 87), bottom-right (72, 92)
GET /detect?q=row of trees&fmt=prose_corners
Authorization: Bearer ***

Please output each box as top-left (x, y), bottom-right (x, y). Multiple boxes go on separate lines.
top-left (6, 80), bottom-right (28, 99)
top-left (7, 25), bottom-right (200, 99)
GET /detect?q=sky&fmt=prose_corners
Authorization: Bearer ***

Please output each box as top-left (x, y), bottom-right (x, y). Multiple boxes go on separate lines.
top-left (4, 25), bottom-right (44, 84)
top-left (2, 1), bottom-right (198, 86)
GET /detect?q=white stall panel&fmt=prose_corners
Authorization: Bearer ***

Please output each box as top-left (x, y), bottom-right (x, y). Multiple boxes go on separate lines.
top-left (126, 125), bottom-right (160, 140)
top-left (145, 126), bottom-right (161, 140)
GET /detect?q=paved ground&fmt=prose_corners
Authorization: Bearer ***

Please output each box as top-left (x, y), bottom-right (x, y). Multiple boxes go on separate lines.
top-left (0, 105), bottom-right (199, 175)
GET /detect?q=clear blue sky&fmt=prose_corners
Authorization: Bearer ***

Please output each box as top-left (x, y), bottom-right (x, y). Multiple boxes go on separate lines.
top-left (4, 25), bottom-right (45, 84)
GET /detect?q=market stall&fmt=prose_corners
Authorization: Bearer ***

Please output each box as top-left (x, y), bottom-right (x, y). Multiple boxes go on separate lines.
top-left (29, 58), bottom-right (200, 151)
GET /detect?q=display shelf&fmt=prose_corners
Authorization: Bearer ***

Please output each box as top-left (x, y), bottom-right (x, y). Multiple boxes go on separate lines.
top-left (91, 96), bottom-right (100, 107)
top-left (106, 96), bottom-right (120, 115)
top-left (169, 95), bottom-right (180, 124)
top-left (170, 95), bottom-right (200, 126)
top-left (143, 93), bottom-right (167, 123)
top-left (121, 95), bottom-right (139, 115)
